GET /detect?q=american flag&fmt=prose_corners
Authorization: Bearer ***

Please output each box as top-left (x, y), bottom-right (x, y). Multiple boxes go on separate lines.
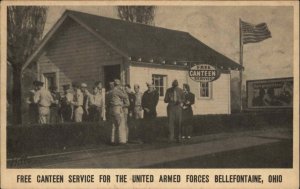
top-left (241, 20), bottom-right (272, 44)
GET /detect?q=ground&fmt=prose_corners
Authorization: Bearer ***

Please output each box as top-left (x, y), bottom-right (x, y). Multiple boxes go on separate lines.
top-left (7, 127), bottom-right (292, 168)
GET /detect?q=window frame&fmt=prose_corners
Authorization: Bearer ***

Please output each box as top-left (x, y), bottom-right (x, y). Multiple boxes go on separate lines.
top-left (152, 74), bottom-right (168, 97)
top-left (199, 81), bottom-right (213, 99)
top-left (42, 71), bottom-right (59, 91)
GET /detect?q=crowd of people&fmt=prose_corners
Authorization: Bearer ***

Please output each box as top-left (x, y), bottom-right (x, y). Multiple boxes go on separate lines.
top-left (26, 79), bottom-right (195, 144)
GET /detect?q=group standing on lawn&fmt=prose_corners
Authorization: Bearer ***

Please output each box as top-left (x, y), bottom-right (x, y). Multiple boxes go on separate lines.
top-left (27, 79), bottom-right (195, 144)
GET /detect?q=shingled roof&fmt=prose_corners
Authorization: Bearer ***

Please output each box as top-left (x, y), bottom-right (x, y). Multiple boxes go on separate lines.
top-left (23, 10), bottom-right (243, 70)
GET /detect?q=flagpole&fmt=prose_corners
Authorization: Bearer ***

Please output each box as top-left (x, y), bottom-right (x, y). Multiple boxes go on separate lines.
top-left (239, 18), bottom-right (244, 112)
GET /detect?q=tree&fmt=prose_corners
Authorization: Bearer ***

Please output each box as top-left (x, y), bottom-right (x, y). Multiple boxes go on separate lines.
top-left (117, 6), bottom-right (156, 25)
top-left (7, 6), bottom-right (48, 124)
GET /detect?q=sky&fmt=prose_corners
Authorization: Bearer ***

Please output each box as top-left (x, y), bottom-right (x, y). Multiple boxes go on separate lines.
top-left (45, 6), bottom-right (294, 82)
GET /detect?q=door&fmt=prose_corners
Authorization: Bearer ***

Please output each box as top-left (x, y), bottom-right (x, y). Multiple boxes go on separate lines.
top-left (103, 65), bottom-right (121, 91)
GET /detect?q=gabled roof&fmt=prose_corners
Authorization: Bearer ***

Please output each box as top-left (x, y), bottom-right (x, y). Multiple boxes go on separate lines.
top-left (23, 10), bottom-right (243, 71)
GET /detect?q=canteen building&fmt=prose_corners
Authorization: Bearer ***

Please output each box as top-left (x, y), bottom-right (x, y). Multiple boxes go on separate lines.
top-left (23, 10), bottom-right (243, 116)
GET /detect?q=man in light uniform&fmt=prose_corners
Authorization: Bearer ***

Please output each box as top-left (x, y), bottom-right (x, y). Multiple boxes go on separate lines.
top-left (133, 84), bottom-right (143, 119)
top-left (33, 81), bottom-right (54, 124)
top-left (89, 86), bottom-right (104, 122)
top-left (72, 82), bottom-right (84, 122)
top-left (109, 79), bottom-right (129, 144)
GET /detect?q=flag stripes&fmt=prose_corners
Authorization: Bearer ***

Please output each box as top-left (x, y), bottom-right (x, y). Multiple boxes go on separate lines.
top-left (241, 20), bottom-right (271, 44)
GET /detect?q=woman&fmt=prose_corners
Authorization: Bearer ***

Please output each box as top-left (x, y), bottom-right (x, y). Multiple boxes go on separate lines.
top-left (182, 84), bottom-right (195, 139)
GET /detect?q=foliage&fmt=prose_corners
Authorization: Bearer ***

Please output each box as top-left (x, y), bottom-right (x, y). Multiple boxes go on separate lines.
top-left (7, 111), bottom-right (292, 159)
top-left (7, 6), bottom-right (48, 124)
top-left (117, 6), bottom-right (156, 25)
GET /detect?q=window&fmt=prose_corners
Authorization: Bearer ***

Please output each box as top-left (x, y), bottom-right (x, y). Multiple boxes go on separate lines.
top-left (152, 74), bottom-right (167, 97)
top-left (200, 82), bottom-right (212, 98)
top-left (43, 72), bottom-right (57, 90)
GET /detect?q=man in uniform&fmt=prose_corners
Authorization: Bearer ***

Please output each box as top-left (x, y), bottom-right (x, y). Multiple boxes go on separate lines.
top-left (105, 82), bottom-right (115, 121)
top-left (72, 82), bottom-right (84, 122)
top-left (164, 79), bottom-right (185, 142)
top-left (60, 84), bottom-right (73, 122)
top-left (133, 84), bottom-right (143, 119)
top-left (108, 79), bottom-right (129, 145)
top-left (33, 81), bottom-right (54, 124)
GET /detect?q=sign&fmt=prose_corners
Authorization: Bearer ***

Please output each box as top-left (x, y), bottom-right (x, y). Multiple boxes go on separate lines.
top-left (188, 64), bottom-right (221, 82)
top-left (246, 77), bottom-right (293, 109)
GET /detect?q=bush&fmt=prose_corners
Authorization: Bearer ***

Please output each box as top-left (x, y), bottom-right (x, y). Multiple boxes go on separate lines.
top-left (7, 110), bottom-right (292, 158)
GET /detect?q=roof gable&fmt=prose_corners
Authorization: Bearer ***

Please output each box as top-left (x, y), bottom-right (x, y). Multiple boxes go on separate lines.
top-left (23, 10), bottom-right (243, 71)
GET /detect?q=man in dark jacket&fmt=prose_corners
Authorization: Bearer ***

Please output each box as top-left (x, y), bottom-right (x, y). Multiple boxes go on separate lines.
top-left (164, 80), bottom-right (185, 142)
top-left (141, 82), bottom-right (159, 119)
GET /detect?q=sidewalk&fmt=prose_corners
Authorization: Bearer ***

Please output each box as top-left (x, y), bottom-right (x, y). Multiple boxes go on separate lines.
top-left (8, 127), bottom-right (292, 168)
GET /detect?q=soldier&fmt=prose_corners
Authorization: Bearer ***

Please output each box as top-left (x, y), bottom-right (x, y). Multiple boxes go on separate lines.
top-left (60, 84), bottom-right (74, 122)
top-left (89, 86), bottom-right (104, 122)
top-left (164, 80), bottom-right (185, 142)
top-left (133, 84), bottom-right (143, 119)
top-left (33, 81), bottom-right (54, 124)
top-left (26, 80), bottom-right (39, 124)
top-left (49, 85), bottom-right (61, 124)
top-left (72, 82), bottom-right (84, 122)
top-left (105, 82), bottom-right (115, 121)
top-left (108, 79), bottom-right (129, 145)
top-left (124, 84), bottom-right (135, 142)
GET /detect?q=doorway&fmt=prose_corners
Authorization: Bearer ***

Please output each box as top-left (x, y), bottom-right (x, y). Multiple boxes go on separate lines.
top-left (103, 64), bottom-right (121, 91)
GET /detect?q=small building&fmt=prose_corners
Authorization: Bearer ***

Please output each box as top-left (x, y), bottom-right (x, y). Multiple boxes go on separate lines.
top-left (23, 10), bottom-right (243, 116)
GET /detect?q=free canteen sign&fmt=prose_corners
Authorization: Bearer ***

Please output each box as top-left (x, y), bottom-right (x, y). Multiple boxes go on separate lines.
top-left (189, 64), bottom-right (221, 82)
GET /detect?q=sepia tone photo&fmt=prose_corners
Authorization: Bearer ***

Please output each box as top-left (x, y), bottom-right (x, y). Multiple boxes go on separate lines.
top-left (1, 2), bottom-right (299, 189)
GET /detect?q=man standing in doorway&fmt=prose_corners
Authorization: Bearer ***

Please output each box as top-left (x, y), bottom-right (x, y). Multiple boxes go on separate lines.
top-left (142, 82), bottom-right (159, 119)
top-left (33, 81), bottom-right (54, 124)
top-left (108, 79), bottom-right (129, 145)
top-left (164, 79), bottom-right (185, 142)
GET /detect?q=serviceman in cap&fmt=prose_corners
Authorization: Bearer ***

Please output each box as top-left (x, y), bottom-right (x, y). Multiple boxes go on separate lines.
top-left (60, 84), bottom-right (74, 122)
top-left (33, 81), bottom-right (54, 124)
top-left (105, 81), bottom-right (115, 121)
top-left (26, 80), bottom-right (39, 124)
top-left (164, 79), bottom-right (185, 142)
top-left (80, 83), bottom-right (91, 122)
top-left (72, 82), bottom-right (84, 122)
top-left (108, 79), bottom-right (129, 144)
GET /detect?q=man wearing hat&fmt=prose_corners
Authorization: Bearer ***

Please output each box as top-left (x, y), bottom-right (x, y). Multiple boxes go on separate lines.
top-left (108, 79), bottom-right (129, 144)
top-left (26, 80), bottom-right (39, 124)
top-left (60, 84), bottom-right (74, 122)
top-left (33, 81), bottom-right (54, 124)
top-left (105, 81), bottom-right (115, 121)
top-left (72, 82), bottom-right (84, 122)
top-left (164, 79), bottom-right (185, 142)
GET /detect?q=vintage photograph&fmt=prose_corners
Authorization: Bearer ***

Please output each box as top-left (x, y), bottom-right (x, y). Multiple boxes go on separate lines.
top-left (5, 5), bottom-right (295, 171)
